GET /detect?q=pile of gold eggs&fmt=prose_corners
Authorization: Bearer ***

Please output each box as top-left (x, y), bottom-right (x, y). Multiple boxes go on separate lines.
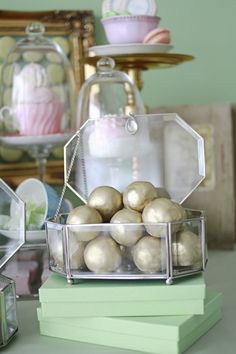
top-left (51, 181), bottom-right (202, 274)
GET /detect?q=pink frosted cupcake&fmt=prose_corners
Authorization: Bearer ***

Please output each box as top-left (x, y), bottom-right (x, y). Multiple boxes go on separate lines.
top-left (13, 87), bottom-right (63, 136)
top-left (12, 63), bottom-right (64, 136)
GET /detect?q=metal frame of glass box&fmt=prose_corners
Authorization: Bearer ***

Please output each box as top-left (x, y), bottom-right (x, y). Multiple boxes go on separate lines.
top-left (45, 113), bottom-right (206, 284)
top-left (0, 275), bottom-right (18, 347)
top-left (46, 209), bottom-right (207, 285)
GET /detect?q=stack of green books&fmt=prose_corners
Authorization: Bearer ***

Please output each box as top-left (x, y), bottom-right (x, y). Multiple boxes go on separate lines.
top-left (37, 274), bottom-right (222, 354)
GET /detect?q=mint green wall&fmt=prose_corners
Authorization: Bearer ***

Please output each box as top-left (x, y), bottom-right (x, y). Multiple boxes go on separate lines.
top-left (0, 0), bottom-right (234, 108)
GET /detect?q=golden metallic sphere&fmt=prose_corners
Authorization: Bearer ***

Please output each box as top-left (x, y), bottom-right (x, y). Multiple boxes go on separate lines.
top-left (67, 205), bottom-right (102, 241)
top-left (123, 181), bottom-right (158, 212)
top-left (172, 230), bottom-right (201, 267)
top-left (133, 236), bottom-right (165, 273)
top-left (88, 186), bottom-right (123, 222)
top-left (50, 235), bottom-right (85, 270)
top-left (142, 198), bottom-right (184, 237)
top-left (84, 236), bottom-right (122, 272)
top-left (110, 208), bottom-right (144, 246)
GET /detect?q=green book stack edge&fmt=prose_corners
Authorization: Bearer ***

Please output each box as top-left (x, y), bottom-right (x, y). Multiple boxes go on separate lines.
top-left (39, 273), bottom-right (206, 317)
top-left (38, 289), bottom-right (222, 354)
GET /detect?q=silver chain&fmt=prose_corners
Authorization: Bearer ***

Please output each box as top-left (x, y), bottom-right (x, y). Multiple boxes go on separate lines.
top-left (53, 115), bottom-right (138, 222)
top-left (54, 131), bottom-right (82, 221)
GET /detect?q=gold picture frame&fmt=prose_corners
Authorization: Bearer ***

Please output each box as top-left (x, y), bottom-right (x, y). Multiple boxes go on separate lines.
top-left (0, 10), bottom-right (95, 188)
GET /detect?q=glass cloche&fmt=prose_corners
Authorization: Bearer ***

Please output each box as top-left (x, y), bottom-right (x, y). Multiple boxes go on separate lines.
top-left (76, 57), bottom-right (145, 129)
top-left (0, 22), bottom-right (76, 137)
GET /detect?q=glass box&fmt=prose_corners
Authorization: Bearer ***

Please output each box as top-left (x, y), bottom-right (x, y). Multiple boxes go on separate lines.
top-left (0, 178), bottom-right (25, 347)
top-left (0, 275), bottom-right (18, 347)
top-left (46, 113), bottom-right (206, 284)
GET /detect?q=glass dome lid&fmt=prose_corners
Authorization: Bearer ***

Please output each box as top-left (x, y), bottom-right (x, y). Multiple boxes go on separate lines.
top-left (0, 22), bottom-right (76, 137)
top-left (65, 113), bottom-right (205, 204)
top-left (76, 57), bottom-right (145, 129)
top-left (0, 178), bottom-right (25, 270)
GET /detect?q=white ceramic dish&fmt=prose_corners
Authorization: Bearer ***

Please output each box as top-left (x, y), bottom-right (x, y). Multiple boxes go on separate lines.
top-left (0, 229), bottom-right (46, 242)
top-left (102, 0), bottom-right (157, 16)
top-left (89, 43), bottom-right (173, 56)
top-left (0, 132), bottom-right (73, 150)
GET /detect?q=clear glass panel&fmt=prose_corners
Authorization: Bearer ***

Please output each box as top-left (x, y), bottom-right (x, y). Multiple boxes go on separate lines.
top-left (0, 276), bottom-right (17, 347)
top-left (0, 22), bottom-right (76, 137)
top-left (47, 218), bottom-right (168, 279)
top-left (4, 280), bottom-right (17, 341)
top-left (171, 217), bottom-right (203, 276)
top-left (46, 220), bottom-right (66, 275)
top-left (2, 245), bottom-right (50, 297)
top-left (65, 113), bottom-right (205, 203)
top-left (0, 179), bottom-right (25, 269)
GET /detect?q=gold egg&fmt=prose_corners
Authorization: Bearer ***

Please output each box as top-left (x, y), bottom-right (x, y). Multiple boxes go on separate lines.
top-left (133, 236), bottom-right (165, 273)
top-left (110, 208), bottom-right (144, 246)
top-left (142, 198), bottom-right (184, 237)
top-left (84, 235), bottom-right (122, 272)
top-left (67, 205), bottom-right (102, 242)
top-left (88, 186), bottom-right (123, 222)
top-left (172, 230), bottom-right (202, 267)
top-left (123, 181), bottom-right (158, 212)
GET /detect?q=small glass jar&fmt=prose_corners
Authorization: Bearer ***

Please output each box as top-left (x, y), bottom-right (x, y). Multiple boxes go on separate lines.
top-left (0, 276), bottom-right (18, 348)
top-left (76, 57), bottom-right (145, 129)
top-left (0, 22), bottom-right (76, 137)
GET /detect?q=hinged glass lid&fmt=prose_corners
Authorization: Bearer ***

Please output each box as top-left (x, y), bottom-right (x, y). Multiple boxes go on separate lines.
top-left (65, 113), bottom-right (205, 204)
top-left (0, 179), bottom-right (25, 269)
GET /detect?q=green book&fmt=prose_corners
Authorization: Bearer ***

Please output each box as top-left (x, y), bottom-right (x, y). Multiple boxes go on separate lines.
top-left (39, 273), bottom-right (206, 317)
top-left (38, 290), bottom-right (222, 354)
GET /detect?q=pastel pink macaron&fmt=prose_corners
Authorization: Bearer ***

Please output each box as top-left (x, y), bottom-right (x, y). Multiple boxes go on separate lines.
top-left (143, 27), bottom-right (171, 44)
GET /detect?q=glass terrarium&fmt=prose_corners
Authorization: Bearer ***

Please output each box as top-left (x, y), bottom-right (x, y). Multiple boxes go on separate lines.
top-left (76, 57), bottom-right (145, 129)
top-left (46, 113), bottom-right (206, 284)
top-left (0, 22), bottom-right (76, 179)
top-left (0, 178), bottom-right (25, 347)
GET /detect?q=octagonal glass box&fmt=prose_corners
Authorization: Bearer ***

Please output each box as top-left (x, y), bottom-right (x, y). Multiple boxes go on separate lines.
top-left (46, 113), bottom-right (206, 284)
top-left (0, 178), bottom-right (25, 347)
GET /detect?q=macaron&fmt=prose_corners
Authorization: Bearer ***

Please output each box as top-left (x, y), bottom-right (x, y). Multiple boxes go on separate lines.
top-left (143, 27), bottom-right (171, 44)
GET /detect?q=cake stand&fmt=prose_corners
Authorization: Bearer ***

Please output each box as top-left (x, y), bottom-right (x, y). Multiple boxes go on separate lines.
top-left (0, 132), bottom-right (73, 181)
top-left (86, 51), bottom-right (194, 90)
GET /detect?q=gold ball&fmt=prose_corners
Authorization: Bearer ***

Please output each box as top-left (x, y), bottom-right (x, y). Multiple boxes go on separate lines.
top-left (84, 236), bottom-right (122, 272)
top-left (133, 236), bottom-right (165, 273)
top-left (110, 208), bottom-right (144, 246)
top-left (88, 186), bottom-right (123, 222)
top-left (142, 198), bottom-right (184, 237)
top-left (123, 181), bottom-right (158, 212)
top-left (50, 235), bottom-right (85, 270)
top-left (67, 205), bottom-right (102, 241)
top-left (172, 230), bottom-right (201, 267)
top-left (173, 201), bottom-right (187, 220)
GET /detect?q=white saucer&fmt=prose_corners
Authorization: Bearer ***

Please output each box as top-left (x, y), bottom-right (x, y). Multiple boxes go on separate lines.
top-left (0, 132), bottom-right (73, 150)
top-left (89, 43), bottom-right (173, 56)
top-left (0, 229), bottom-right (46, 242)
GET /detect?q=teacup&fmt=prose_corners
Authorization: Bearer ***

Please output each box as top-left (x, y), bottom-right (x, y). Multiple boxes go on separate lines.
top-left (13, 178), bottom-right (72, 230)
